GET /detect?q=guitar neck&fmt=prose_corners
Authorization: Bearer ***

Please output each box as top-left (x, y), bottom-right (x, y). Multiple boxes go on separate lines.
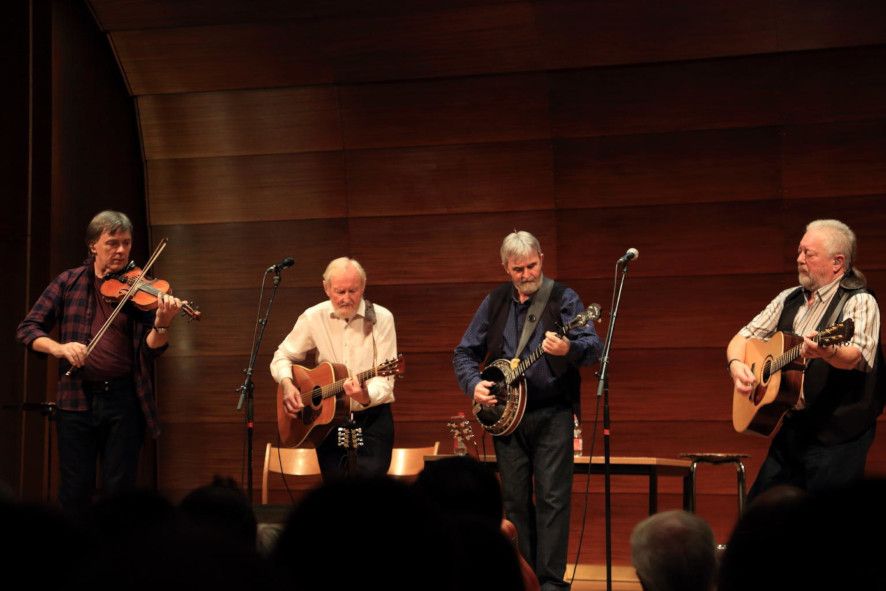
top-left (773, 332), bottom-right (823, 373)
top-left (514, 344), bottom-right (545, 378)
top-left (513, 325), bottom-right (567, 379)
top-left (320, 367), bottom-right (377, 400)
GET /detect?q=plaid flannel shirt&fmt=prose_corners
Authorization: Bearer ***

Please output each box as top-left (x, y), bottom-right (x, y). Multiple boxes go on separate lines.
top-left (16, 259), bottom-right (167, 437)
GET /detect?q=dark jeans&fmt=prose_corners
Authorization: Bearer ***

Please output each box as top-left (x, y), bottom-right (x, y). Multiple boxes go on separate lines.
top-left (317, 403), bottom-right (394, 480)
top-left (56, 379), bottom-right (145, 514)
top-left (748, 414), bottom-right (876, 502)
top-left (494, 403), bottom-right (574, 591)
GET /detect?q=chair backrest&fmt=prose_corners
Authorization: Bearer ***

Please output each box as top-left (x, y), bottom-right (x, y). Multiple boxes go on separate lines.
top-left (262, 442), bottom-right (322, 504)
top-left (387, 442), bottom-right (440, 477)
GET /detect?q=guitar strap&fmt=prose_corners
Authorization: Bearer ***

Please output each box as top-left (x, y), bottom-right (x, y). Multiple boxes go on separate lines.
top-left (821, 287), bottom-right (855, 330)
top-left (514, 276), bottom-right (554, 360)
top-left (363, 299), bottom-right (378, 361)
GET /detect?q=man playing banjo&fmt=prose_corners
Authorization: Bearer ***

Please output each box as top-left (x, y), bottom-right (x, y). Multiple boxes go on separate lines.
top-left (453, 230), bottom-right (602, 591)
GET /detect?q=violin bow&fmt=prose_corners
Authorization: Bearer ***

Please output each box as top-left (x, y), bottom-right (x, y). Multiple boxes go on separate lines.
top-left (65, 238), bottom-right (168, 377)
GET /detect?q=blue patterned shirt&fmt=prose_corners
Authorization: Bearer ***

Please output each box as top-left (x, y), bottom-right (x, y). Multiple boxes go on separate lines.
top-left (453, 282), bottom-right (602, 405)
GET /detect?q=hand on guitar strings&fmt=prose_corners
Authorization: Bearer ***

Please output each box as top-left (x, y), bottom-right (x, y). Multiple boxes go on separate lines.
top-left (800, 334), bottom-right (835, 361)
top-left (343, 377), bottom-right (371, 406)
top-left (542, 331), bottom-right (570, 356)
top-left (473, 380), bottom-right (499, 407)
top-left (729, 360), bottom-right (756, 397)
top-left (281, 378), bottom-right (305, 417)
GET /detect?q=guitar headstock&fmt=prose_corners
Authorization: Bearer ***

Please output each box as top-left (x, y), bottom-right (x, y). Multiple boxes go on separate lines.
top-left (446, 414), bottom-right (477, 455)
top-left (819, 319), bottom-right (855, 347)
top-left (337, 425), bottom-right (364, 450)
top-left (565, 303), bottom-right (603, 331)
top-left (377, 354), bottom-right (406, 378)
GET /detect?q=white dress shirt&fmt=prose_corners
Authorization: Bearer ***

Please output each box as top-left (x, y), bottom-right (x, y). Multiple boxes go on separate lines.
top-left (270, 298), bottom-right (397, 411)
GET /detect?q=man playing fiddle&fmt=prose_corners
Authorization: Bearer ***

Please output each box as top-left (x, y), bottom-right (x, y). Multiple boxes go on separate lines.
top-left (17, 210), bottom-right (186, 513)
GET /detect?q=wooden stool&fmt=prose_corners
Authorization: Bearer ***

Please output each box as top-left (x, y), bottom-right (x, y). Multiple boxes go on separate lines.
top-left (679, 452), bottom-right (749, 516)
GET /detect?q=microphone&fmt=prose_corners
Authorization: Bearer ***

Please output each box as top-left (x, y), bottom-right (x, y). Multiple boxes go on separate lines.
top-left (267, 257), bottom-right (295, 273)
top-left (617, 248), bottom-right (639, 265)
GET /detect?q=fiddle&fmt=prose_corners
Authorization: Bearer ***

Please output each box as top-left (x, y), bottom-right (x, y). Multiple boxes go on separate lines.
top-left (101, 262), bottom-right (202, 320)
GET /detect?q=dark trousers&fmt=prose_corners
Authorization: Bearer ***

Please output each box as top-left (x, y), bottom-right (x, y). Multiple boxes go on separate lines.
top-left (748, 414), bottom-right (876, 502)
top-left (494, 404), bottom-right (574, 591)
top-left (317, 403), bottom-right (394, 480)
top-left (56, 379), bottom-right (145, 514)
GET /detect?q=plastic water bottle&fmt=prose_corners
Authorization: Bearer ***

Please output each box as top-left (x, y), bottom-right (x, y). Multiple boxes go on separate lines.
top-left (453, 411), bottom-right (468, 456)
top-left (573, 414), bottom-right (583, 457)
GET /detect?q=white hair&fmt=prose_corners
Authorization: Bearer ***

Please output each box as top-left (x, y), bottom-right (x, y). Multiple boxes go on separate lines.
top-left (500, 231), bottom-right (542, 266)
top-left (806, 219), bottom-right (856, 269)
top-left (322, 257), bottom-right (366, 286)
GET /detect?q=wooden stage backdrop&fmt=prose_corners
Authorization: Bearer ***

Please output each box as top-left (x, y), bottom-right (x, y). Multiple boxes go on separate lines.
top-left (23, 0), bottom-right (886, 565)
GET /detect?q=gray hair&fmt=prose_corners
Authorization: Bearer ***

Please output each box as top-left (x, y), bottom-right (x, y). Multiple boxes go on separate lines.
top-left (323, 257), bottom-right (367, 286)
top-left (630, 510), bottom-right (717, 591)
top-left (500, 231), bottom-right (542, 266)
top-left (806, 219), bottom-right (856, 270)
top-left (85, 210), bottom-right (133, 252)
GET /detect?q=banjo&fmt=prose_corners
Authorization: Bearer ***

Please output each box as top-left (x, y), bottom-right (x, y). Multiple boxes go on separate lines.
top-left (473, 303), bottom-right (602, 436)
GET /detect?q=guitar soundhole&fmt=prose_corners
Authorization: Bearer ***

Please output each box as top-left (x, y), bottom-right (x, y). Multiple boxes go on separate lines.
top-left (761, 360), bottom-right (771, 383)
top-left (310, 386), bottom-right (323, 407)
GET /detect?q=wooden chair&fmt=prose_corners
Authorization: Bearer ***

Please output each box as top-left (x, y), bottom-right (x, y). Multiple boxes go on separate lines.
top-left (261, 442), bottom-right (322, 504)
top-left (387, 442), bottom-right (440, 477)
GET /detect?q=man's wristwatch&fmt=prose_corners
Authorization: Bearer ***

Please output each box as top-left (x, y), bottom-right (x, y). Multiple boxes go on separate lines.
top-left (154, 325), bottom-right (169, 334)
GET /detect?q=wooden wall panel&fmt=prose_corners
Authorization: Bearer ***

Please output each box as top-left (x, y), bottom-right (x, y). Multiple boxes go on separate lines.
top-left (349, 210), bottom-right (559, 285)
top-left (326, 3), bottom-right (542, 83)
top-left (535, 0), bottom-right (778, 68)
top-left (780, 47), bottom-right (886, 125)
top-left (88, 0), bottom-right (516, 31)
top-left (549, 55), bottom-right (782, 138)
top-left (782, 122), bottom-right (886, 199)
top-left (554, 128), bottom-right (781, 209)
top-left (157, 354), bottom-right (280, 424)
top-left (568, 275), bottom-right (797, 350)
top-left (346, 140), bottom-right (555, 217)
top-left (138, 87), bottom-right (343, 159)
top-left (557, 202), bottom-right (789, 280)
top-left (338, 74), bottom-right (551, 149)
top-left (111, 23), bottom-right (334, 94)
top-left (106, 1), bottom-right (886, 96)
top-left (371, 283), bottom-right (502, 353)
top-left (156, 286), bottom-right (328, 358)
top-left (147, 152), bottom-right (348, 226)
top-left (109, 3), bottom-right (545, 94)
top-left (775, 0), bottom-right (886, 51)
top-left (152, 219), bottom-right (347, 291)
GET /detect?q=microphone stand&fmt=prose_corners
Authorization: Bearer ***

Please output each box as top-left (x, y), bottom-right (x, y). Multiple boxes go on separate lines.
top-left (596, 257), bottom-right (632, 591)
top-left (236, 268), bottom-right (284, 502)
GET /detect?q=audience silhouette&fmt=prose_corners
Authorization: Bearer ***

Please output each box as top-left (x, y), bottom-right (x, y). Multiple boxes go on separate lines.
top-left (271, 475), bottom-right (455, 591)
top-left (630, 509), bottom-right (717, 591)
top-left (414, 455), bottom-right (535, 591)
top-left (719, 479), bottom-right (886, 591)
top-left (8, 468), bottom-right (885, 591)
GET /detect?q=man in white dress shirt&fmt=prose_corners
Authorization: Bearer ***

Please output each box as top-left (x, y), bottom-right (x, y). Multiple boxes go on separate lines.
top-left (271, 257), bottom-right (397, 478)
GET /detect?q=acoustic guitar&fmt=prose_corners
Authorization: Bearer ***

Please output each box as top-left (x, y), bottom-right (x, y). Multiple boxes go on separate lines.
top-left (732, 320), bottom-right (854, 437)
top-left (276, 355), bottom-right (405, 447)
top-left (473, 304), bottom-right (601, 436)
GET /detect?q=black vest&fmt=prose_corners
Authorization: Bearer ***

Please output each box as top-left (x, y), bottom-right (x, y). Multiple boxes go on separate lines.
top-left (777, 286), bottom-right (885, 444)
top-left (484, 281), bottom-right (581, 415)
